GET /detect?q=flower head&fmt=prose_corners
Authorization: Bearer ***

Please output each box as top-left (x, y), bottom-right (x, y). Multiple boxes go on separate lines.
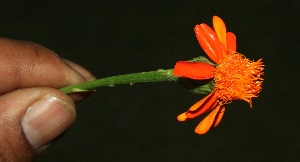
top-left (174, 16), bottom-right (264, 134)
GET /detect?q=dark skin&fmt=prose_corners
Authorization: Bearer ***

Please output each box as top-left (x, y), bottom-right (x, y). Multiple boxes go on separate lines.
top-left (0, 38), bottom-right (94, 161)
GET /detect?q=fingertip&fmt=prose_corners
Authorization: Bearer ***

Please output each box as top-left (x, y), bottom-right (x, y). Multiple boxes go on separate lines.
top-left (22, 94), bottom-right (76, 150)
top-left (64, 59), bottom-right (96, 81)
top-left (0, 88), bottom-right (77, 161)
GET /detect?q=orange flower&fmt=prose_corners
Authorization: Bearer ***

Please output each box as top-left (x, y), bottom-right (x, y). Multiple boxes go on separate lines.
top-left (174, 16), bottom-right (264, 134)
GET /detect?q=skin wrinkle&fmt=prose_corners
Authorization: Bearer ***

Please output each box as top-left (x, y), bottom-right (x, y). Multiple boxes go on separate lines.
top-left (0, 121), bottom-right (32, 162)
top-left (1, 110), bottom-right (33, 162)
top-left (0, 42), bottom-right (18, 94)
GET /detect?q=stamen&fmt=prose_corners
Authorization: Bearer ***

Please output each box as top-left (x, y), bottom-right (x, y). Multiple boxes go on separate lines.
top-left (214, 53), bottom-right (264, 106)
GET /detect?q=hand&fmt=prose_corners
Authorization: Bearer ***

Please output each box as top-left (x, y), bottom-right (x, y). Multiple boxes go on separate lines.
top-left (0, 38), bottom-right (94, 161)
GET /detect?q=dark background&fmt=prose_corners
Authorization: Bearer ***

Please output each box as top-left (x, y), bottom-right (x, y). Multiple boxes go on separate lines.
top-left (1, 0), bottom-right (299, 161)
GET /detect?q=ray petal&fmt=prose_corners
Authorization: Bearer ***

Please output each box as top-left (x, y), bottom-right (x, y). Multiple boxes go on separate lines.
top-left (177, 112), bottom-right (188, 121)
top-left (194, 24), bottom-right (226, 64)
top-left (213, 16), bottom-right (227, 48)
top-left (185, 91), bottom-right (218, 119)
top-left (212, 105), bottom-right (226, 128)
top-left (226, 32), bottom-right (236, 52)
top-left (173, 61), bottom-right (215, 79)
top-left (194, 104), bottom-right (221, 134)
top-left (212, 16), bottom-right (227, 61)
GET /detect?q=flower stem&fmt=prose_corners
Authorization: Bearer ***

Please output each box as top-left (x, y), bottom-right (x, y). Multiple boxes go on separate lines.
top-left (60, 69), bottom-right (177, 94)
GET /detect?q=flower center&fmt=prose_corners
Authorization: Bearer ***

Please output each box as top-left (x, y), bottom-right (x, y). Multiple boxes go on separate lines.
top-left (214, 53), bottom-right (264, 106)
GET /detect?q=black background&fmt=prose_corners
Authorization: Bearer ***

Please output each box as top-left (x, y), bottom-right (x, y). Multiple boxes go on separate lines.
top-left (0, 0), bottom-right (299, 161)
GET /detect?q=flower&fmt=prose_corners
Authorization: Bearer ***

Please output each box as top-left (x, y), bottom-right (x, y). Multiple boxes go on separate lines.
top-left (173, 16), bottom-right (264, 134)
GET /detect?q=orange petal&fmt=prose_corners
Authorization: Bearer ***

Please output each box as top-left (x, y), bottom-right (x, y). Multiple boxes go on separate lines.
top-left (213, 16), bottom-right (227, 49)
top-left (173, 61), bottom-right (215, 79)
top-left (226, 32), bottom-right (236, 52)
top-left (194, 24), bottom-right (226, 64)
top-left (212, 105), bottom-right (225, 128)
top-left (213, 16), bottom-right (227, 62)
top-left (185, 91), bottom-right (218, 118)
top-left (195, 104), bottom-right (221, 134)
top-left (177, 113), bottom-right (188, 121)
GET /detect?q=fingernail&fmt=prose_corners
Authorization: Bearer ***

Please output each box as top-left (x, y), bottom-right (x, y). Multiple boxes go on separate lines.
top-left (22, 95), bottom-right (76, 150)
top-left (64, 59), bottom-right (96, 81)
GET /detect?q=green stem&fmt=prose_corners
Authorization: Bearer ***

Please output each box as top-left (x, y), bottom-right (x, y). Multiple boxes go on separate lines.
top-left (60, 69), bottom-right (177, 94)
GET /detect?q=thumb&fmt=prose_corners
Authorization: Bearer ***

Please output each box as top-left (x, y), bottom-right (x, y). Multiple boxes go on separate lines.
top-left (0, 87), bottom-right (76, 162)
